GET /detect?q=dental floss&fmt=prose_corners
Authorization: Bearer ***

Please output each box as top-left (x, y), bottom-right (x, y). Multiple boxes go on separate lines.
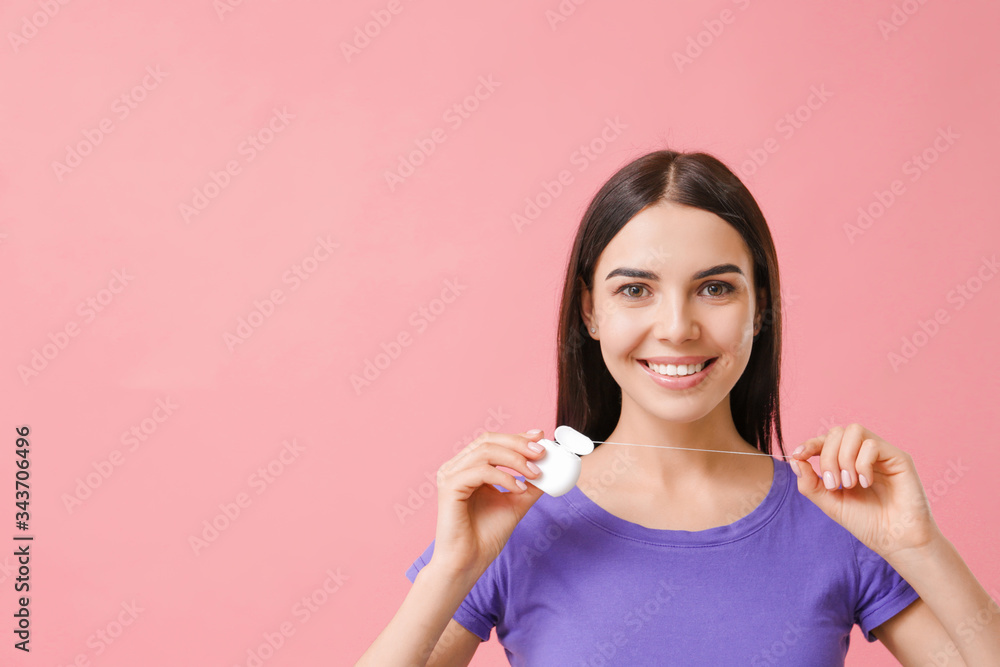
top-left (591, 439), bottom-right (796, 459)
top-left (527, 426), bottom-right (799, 497)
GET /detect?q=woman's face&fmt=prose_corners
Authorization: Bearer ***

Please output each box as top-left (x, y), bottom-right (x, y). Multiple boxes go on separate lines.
top-left (580, 200), bottom-right (765, 424)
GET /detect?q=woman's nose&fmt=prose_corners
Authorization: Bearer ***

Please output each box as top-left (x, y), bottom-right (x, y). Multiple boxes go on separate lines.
top-left (651, 296), bottom-right (699, 341)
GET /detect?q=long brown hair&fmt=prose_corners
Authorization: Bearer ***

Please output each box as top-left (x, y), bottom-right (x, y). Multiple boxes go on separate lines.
top-left (555, 149), bottom-right (785, 456)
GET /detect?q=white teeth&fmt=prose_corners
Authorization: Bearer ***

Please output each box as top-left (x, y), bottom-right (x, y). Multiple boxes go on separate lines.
top-left (645, 360), bottom-right (708, 377)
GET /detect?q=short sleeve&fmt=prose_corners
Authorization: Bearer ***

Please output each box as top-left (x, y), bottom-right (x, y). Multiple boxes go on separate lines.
top-left (405, 539), bottom-right (502, 642)
top-left (852, 537), bottom-right (921, 641)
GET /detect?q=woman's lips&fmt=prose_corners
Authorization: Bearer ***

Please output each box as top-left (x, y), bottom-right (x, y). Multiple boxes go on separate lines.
top-left (638, 357), bottom-right (717, 389)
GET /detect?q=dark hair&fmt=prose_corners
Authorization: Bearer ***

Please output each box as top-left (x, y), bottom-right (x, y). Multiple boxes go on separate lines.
top-left (555, 149), bottom-right (785, 456)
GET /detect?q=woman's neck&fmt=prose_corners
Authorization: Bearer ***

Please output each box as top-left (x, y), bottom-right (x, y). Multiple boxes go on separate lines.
top-left (586, 401), bottom-right (765, 490)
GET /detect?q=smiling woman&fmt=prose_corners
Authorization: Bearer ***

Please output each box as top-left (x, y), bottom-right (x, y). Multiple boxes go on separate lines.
top-left (577, 200), bottom-right (767, 431)
top-left (560, 152), bottom-right (781, 460)
top-left (356, 149), bottom-right (1000, 667)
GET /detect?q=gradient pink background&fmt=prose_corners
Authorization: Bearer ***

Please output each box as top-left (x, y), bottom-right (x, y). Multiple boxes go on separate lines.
top-left (2, 1), bottom-right (998, 665)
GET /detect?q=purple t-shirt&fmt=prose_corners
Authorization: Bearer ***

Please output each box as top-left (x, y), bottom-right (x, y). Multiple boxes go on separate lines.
top-left (405, 458), bottom-right (919, 665)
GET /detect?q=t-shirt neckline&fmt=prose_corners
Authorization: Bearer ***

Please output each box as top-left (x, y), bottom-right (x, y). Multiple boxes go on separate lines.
top-left (560, 456), bottom-right (790, 547)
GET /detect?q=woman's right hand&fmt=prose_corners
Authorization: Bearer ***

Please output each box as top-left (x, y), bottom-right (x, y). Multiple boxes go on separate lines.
top-left (430, 429), bottom-right (548, 576)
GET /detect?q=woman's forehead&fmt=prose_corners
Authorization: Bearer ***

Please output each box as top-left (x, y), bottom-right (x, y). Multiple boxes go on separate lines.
top-left (596, 209), bottom-right (752, 276)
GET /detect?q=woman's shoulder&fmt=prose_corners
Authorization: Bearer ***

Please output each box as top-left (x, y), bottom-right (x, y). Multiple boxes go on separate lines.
top-left (772, 459), bottom-right (889, 561)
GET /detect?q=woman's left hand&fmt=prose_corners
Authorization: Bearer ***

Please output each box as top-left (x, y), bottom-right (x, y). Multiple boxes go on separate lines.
top-left (790, 423), bottom-right (941, 561)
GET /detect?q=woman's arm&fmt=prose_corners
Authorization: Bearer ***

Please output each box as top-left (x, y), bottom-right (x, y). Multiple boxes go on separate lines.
top-left (356, 428), bottom-right (547, 665)
top-left (790, 423), bottom-right (1000, 666)
top-left (872, 533), bottom-right (999, 666)
top-left (355, 559), bottom-right (483, 666)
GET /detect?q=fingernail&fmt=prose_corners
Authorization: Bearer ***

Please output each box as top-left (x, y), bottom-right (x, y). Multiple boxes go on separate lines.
top-left (515, 479), bottom-right (527, 491)
top-left (790, 461), bottom-right (801, 477)
top-left (841, 470), bottom-right (851, 488)
top-left (823, 471), bottom-right (837, 490)
top-left (526, 429), bottom-right (542, 436)
top-left (859, 474), bottom-right (869, 488)
top-left (526, 461), bottom-right (541, 475)
top-left (792, 445), bottom-right (804, 457)
top-left (528, 441), bottom-right (544, 453)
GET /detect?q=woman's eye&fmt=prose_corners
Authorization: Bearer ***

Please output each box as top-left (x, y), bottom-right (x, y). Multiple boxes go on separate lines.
top-left (625, 285), bottom-right (647, 298)
top-left (615, 283), bottom-right (735, 299)
top-left (614, 284), bottom-right (649, 299)
top-left (705, 282), bottom-right (735, 297)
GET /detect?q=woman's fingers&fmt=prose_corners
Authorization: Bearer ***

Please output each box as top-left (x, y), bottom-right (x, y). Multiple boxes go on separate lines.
top-left (791, 448), bottom-right (840, 517)
top-left (835, 424), bottom-right (867, 489)
top-left (789, 435), bottom-right (822, 479)
top-left (437, 431), bottom-right (548, 504)
top-left (450, 464), bottom-right (529, 495)
top-left (792, 450), bottom-right (821, 491)
top-left (855, 436), bottom-right (880, 489)
top-left (788, 424), bottom-right (939, 558)
top-left (790, 435), bottom-right (825, 460)
top-left (792, 424), bottom-right (885, 490)
top-left (818, 426), bottom-right (846, 490)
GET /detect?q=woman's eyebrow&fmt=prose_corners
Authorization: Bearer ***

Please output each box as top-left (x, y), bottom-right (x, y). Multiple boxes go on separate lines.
top-left (604, 263), bottom-right (744, 281)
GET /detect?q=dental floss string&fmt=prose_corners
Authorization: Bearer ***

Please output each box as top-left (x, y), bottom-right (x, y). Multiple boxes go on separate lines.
top-left (590, 439), bottom-right (796, 459)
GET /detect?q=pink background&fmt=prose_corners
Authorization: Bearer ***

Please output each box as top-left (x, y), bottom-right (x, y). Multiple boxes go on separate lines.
top-left (3, 1), bottom-right (998, 665)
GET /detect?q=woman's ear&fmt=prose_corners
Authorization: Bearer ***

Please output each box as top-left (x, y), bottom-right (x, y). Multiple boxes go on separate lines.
top-left (754, 288), bottom-right (768, 335)
top-left (579, 278), bottom-right (597, 337)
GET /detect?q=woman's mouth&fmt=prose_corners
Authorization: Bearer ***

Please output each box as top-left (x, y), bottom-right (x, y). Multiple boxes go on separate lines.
top-left (637, 357), bottom-right (718, 389)
top-left (640, 358), bottom-right (717, 377)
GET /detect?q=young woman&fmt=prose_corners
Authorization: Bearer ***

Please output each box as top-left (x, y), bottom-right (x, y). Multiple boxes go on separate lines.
top-left (357, 150), bottom-right (999, 665)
